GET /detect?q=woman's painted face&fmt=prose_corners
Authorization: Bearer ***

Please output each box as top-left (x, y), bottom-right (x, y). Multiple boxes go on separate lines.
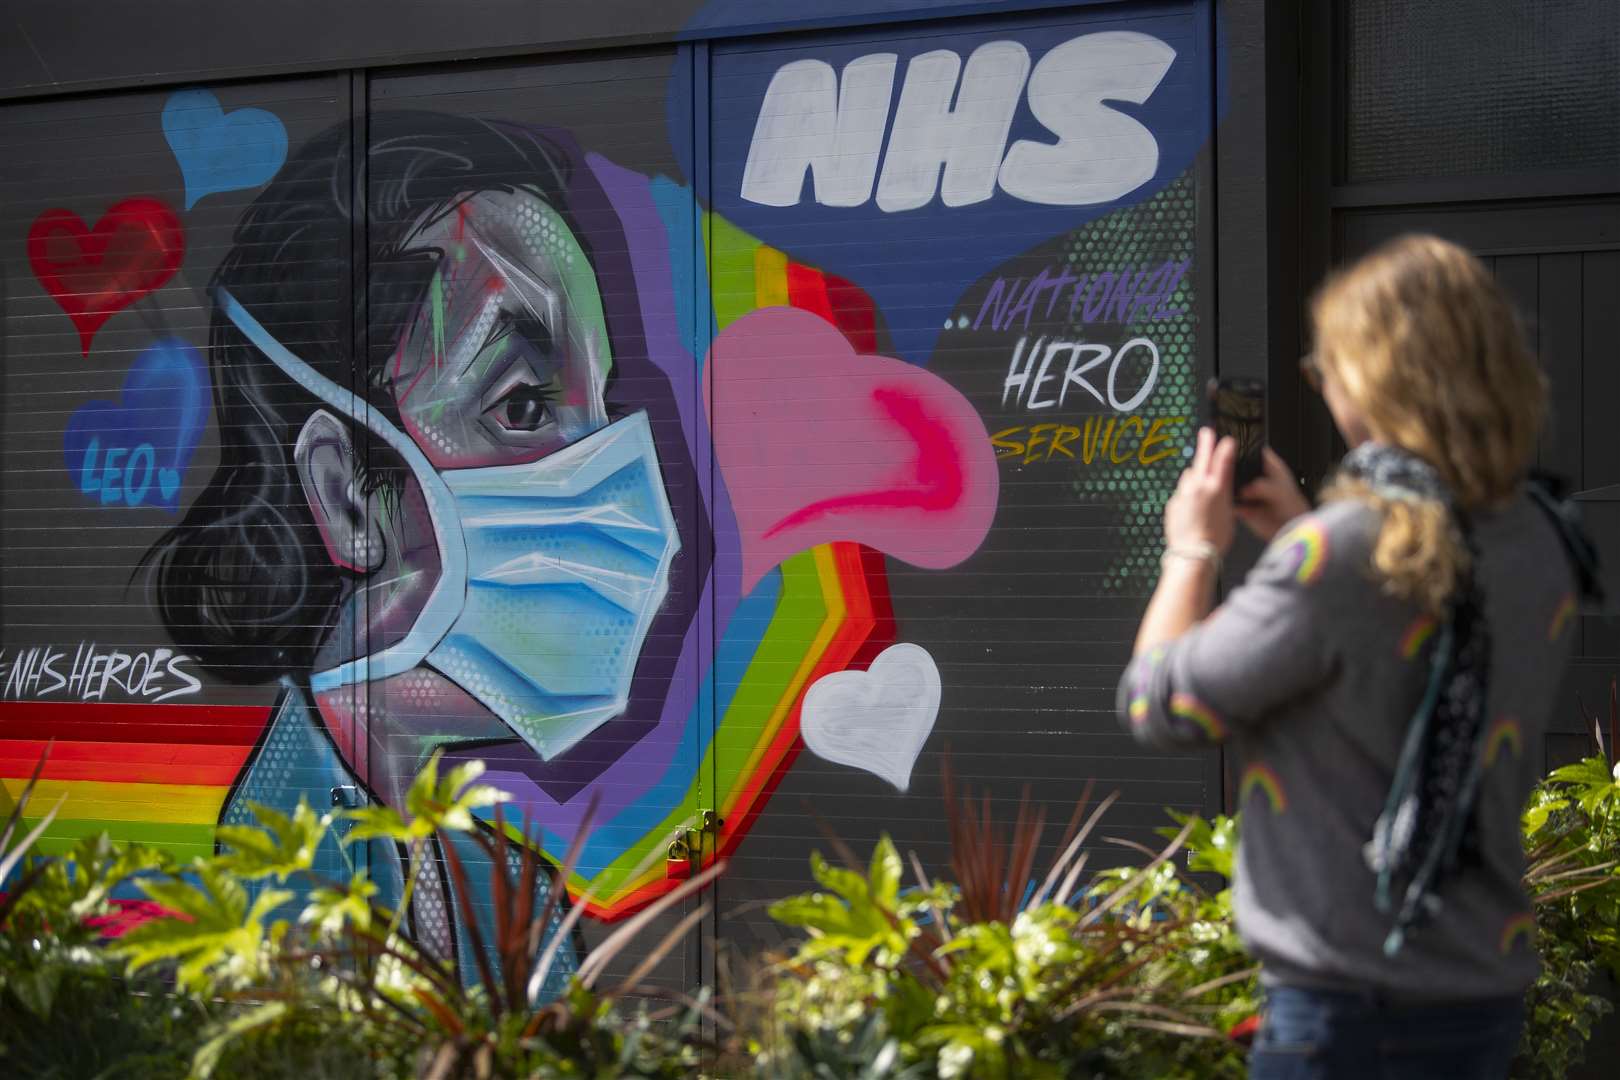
top-left (386, 188), bottom-right (614, 468)
top-left (303, 187), bottom-right (628, 779)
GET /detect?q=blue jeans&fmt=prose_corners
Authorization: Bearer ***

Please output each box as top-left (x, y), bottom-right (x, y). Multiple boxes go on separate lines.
top-left (1248, 985), bottom-right (1524, 1080)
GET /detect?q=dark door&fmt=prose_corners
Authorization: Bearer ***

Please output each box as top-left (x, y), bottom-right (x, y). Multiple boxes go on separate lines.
top-left (1339, 202), bottom-right (1620, 772)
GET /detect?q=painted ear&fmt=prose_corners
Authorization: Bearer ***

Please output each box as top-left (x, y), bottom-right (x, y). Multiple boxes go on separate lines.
top-left (294, 409), bottom-right (385, 573)
top-left (707, 307), bottom-right (998, 593)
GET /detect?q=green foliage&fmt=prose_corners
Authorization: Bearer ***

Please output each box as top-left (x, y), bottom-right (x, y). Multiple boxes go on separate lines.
top-left (203, 1000), bottom-right (393, 1080)
top-left (215, 799), bottom-right (332, 880)
top-left (771, 839), bottom-right (932, 970)
top-left (761, 780), bottom-right (1234, 1079)
top-left (120, 864), bottom-right (293, 994)
top-left (0, 963), bottom-right (206, 1079)
top-left (1512, 689), bottom-right (1620, 1080)
top-left (771, 1012), bottom-right (931, 1079)
top-left (19, 831), bottom-right (172, 925)
top-left (766, 739), bottom-right (1620, 1080)
top-left (0, 747), bottom-right (207, 1078)
top-left (0, 749), bottom-right (721, 1079)
top-left (344, 754), bottom-right (511, 843)
top-left (8, 720), bottom-right (1620, 1079)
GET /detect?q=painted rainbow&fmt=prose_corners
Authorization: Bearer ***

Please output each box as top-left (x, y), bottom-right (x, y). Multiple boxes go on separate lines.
top-left (523, 213), bottom-right (898, 920)
top-left (0, 701), bottom-right (273, 861)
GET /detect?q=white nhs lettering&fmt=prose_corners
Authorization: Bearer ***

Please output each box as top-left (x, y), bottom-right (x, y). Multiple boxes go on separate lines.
top-left (740, 31), bottom-right (1177, 211)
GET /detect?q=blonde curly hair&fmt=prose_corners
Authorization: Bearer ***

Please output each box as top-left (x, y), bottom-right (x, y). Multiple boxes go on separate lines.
top-left (1313, 235), bottom-right (1547, 613)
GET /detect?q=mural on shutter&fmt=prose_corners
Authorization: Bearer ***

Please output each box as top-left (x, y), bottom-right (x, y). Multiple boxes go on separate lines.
top-left (0, 1), bottom-right (1216, 980)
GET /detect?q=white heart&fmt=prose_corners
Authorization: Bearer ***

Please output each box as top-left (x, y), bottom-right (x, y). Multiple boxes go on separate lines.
top-left (800, 643), bottom-right (941, 793)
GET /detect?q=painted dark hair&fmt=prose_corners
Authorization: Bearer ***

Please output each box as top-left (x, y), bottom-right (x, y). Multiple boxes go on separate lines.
top-left (149, 112), bottom-right (629, 682)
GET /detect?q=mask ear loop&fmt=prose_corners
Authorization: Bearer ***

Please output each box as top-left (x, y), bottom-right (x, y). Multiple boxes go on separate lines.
top-left (214, 285), bottom-right (469, 691)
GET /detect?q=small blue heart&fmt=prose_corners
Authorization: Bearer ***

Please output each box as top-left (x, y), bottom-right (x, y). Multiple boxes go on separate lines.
top-left (163, 88), bottom-right (287, 211)
top-left (64, 339), bottom-right (208, 511)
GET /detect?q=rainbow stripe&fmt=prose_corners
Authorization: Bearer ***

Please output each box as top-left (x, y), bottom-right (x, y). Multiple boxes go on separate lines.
top-left (1275, 519), bottom-right (1329, 585)
top-left (1399, 615), bottom-right (1437, 660)
top-left (0, 701), bottom-right (272, 861)
top-left (4, 210), bottom-right (895, 924)
top-left (1549, 594), bottom-right (1576, 642)
top-left (1240, 762), bottom-right (1287, 814)
top-left (1483, 716), bottom-right (1522, 768)
top-left (1169, 693), bottom-right (1227, 741)
top-left (540, 214), bottom-right (892, 919)
top-left (1499, 912), bottom-right (1535, 954)
top-left (1128, 648), bottom-right (1165, 725)
top-left (559, 543), bottom-right (887, 919)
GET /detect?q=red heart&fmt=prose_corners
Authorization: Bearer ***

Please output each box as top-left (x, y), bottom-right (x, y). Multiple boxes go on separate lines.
top-left (27, 197), bottom-right (184, 356)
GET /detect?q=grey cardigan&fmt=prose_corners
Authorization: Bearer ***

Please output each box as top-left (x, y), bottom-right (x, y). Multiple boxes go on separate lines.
top-left (1119, 495), bottom-right (1578, 999)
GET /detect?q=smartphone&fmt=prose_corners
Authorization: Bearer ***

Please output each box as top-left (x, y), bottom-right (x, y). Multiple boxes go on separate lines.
top-left (1205, 376), bottom-right (1266, 490)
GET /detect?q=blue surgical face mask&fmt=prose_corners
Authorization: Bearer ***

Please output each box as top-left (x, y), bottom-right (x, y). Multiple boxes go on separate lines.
top-left (217, 287), bottom-right (680, 761)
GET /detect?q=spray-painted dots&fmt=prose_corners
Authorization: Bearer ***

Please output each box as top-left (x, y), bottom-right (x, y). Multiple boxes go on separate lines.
top-left (1060, 172), bottom-right (1197, 593)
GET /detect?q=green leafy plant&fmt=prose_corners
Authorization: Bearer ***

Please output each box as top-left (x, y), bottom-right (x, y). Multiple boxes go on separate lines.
top-left (1513, 678), bottom-right (1620, 1080)
top-left (108, 751), bottom-right (726, 1079)
top-left (759, 767), bottom-right (1230, 1079)
top-left (1082, 811), bottom-right (1256, 1079)
top-left (0, 747), bottom-right (209, 1078)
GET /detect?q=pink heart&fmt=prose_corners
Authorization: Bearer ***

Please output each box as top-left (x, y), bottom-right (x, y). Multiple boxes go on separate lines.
top-left (707, 307), bottom-right (997, 592)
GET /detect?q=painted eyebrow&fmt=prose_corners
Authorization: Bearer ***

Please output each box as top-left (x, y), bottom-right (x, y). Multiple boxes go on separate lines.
top-left (480, 308), bottom-right (553, 357)
top-left (458, 292), bottom-right (555, 380)
top-left (475, 312), bottom-right (562, 406)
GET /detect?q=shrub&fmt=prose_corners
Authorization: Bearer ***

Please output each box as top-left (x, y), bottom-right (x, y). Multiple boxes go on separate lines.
top-left (756, 769), bottom-right (1239, 1078)
top-left (1514, 679), bottom-right (1620, 1080)
top-left (0, 749), bottom-right (724, 1079)
top-left (762, 693), bottom-right (1620, 1080)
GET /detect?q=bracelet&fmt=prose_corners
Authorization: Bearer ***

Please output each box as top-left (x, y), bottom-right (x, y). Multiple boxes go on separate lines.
top-left (1161, 541), bottom-right (1222, 577)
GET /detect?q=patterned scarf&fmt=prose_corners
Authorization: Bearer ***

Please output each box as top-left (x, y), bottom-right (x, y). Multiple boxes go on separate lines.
top-left (1347, 443), bottom-right (1492, 957)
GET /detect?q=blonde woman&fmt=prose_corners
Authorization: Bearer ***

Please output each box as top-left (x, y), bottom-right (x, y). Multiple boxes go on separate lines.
top-left (1119, 235), bottom-right (1600, 1078)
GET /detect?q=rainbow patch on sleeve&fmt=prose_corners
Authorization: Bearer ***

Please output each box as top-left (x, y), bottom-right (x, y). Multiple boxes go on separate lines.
top-left (1399, 614), bottom-right (1437, 660)
top-left (1483, 716), bottom-right (1522, 768)
top-left (1169, 693), bottom-right (1227, 741)
top-left (1499, 911), bottom-right (1535, 954)
top-left (1128, 648), bottom-right (1166, 725)
top-left (1274, 518), bottom-right (1329, 585)
top-left (1239, 761), bottom-right (1287, 814)
top-left (1548, 593), bottom-right (1576, 642)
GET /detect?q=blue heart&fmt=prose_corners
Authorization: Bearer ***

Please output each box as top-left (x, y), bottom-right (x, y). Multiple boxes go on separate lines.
top-left (163, 89), bottom-right (288, 210)
top-left (64, 339), bottom-right (208, 512)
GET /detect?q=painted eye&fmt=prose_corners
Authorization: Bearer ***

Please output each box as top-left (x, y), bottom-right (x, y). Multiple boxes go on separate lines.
top-left (488, 383), bottom-right (556, 432)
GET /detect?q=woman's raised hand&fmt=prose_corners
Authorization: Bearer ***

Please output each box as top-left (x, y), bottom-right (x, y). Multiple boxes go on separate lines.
top-left (1235, 446), bottom-right (1312, 542)
top-left (1164, 426), bottom-right (1237, 555)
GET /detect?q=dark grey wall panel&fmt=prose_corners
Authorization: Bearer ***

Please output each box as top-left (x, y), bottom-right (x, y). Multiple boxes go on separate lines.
top-left (2, 0), bottom-right (1147, 102)
top-left (704, 2), bottom-right (1219, 955)
top-left (1343, 0), bottom-right (1620, 184)
top-left (0, 0), bottom-right (1232, 998)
